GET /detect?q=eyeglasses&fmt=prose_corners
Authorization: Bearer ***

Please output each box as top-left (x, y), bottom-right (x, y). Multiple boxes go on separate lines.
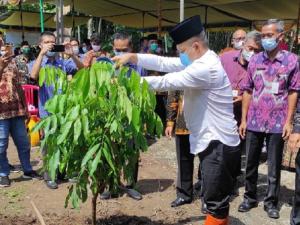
top-left (115, 48), bottom-right (129, 53)
top-left (232, 37), bottom-right (245, 42)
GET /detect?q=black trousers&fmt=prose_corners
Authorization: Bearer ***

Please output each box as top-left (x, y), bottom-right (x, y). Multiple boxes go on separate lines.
top-left (244, 131), bottom-right (284, 208)
top-left (291, 150), bottom-right (300, 225)
top-left (199, 140), bottom-right (239, 219)
top-left (175, 135), bottom-right (201, 200)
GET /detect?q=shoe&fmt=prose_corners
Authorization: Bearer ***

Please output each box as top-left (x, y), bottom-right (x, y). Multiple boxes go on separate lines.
top-left (264, 206), bottom-right (280, 219)
top-left (238, 200), bottom-right (258, 212)
top-left (171, 197), bottom-right (192, 207)
top-left (0, 176), bottom-right (10, 187)
top-left (201, 202), bottom-right (208, 214)
top-left (126, 188), bottom-right (143, 201)
top-left (194, 180), bottom-right (202, 191)
top-left (45, 180), bottom-right (58, 189)
top-left (9, 164), bottom-right (21, 173)
top-left (22, 171), bottom-right (43, 180)
top-left (99, 191), bottom-right (119, 200)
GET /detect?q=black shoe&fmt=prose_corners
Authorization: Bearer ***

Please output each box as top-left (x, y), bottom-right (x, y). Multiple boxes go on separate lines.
top-left (126, 188), bottom-right (143, 201)
top-left (171, 197), bottom-right (192, 207)
top-left (264, 206), bottom-right (280, 219)
top-left (9, 164), bottom-right (21, 173)
top-left (238, 200), bottom-right (258, 212)
top-left (45, 180), bottom-right (58, 189)
top-left (201, 202), bottom-right (208, 214)
top-left (194, 180), bottom-right (202, 191)
top-left (100, 191), bottom-right (119, 200)
top-left (23, 171), bottom-right (43, 180)
top-left (0, 176), bottom-right (10, 187)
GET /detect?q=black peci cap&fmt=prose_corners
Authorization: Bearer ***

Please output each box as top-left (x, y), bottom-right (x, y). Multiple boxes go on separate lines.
top-left (147, 34), bottom-right (158, 41)
top-left (169, 15), bottom-right (203, 45)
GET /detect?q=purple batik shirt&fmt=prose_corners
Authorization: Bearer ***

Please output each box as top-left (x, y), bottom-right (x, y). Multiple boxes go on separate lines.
top-left (220, 50), bottom-right (248, 95)
top-left (243, 50), bottom-right (300, 133)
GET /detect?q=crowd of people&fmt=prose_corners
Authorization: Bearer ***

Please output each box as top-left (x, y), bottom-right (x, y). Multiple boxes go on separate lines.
top-left (0, 15), bottom-right (300, 225)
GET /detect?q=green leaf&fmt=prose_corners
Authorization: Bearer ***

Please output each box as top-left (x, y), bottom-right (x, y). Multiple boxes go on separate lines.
top-left (110, 120), bottom-right (118, 134)
top-left (73, 118), bottom-right (82, 143)
top-left (89, 149), bottom-right (102, 176)
top-left (49, 149), bottom-right (60, 181)
top-left (49, 115), bottom-right (58, 134)
top-left (81, 144), bottom-right (100, 168)
top-left (32, 119), bottom-right (47, 133)
top-left (81, 114), bottom-right (89, 139)
top-left (155, 115), bottom-right (163, 137)
top-left (132, 106), bottom-right (140, 131)
top-left (102, 143), bottom-right (115, 173)
top-left (57, 121), bottom-right (73, 144)
top-left (39, 67), bottom-right (46, 87)
top-left (45, 95), bottom-right (58, 113)
top-left (66, 105), bottom-right (80, 121)
top-left (58, 94), bottom-right (67, 114)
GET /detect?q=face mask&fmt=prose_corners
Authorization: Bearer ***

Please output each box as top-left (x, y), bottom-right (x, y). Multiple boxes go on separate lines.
top-left (46, 51), bottom-right (56, 58)
top-left (21, 47), bottom-right (30, 55)
top-left (262, 38), bottom-right (278, 52)
top-left (179, 52), bottom-right (192, 67)
top-left (150, 43), bottom-right (158, 52)
top-left (0, 51), bottom-right (6, 56)
top-left (92, 45), bottom-right (101, 52)
top-left (72, 46), bottom-right (79, 55)
top-left (82, 47), bottom-right (88, 53)
top-left (114, 50), bottom-right (125, 56)
top-left (242, 49), bottom-right (254, 62)
top-left (233, 40), bottom-right (244, 50)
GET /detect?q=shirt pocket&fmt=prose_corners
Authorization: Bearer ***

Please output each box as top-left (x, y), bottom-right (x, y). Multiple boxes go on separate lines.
top-left (276, 73), bottom-right (288, 94)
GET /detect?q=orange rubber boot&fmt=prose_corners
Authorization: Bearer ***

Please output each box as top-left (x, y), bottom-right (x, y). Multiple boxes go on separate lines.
top-left (204, 214), bottom-right (228, 225)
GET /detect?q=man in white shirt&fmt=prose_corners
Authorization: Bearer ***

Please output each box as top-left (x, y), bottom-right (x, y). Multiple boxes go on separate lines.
top-left (113, 15), bottom-right (240, 225)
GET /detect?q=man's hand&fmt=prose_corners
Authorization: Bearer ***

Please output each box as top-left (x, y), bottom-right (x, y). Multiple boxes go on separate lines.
top-left (165, 126), bottom-right (174, 140)
top-left (239, 120), bottom-right (247, 139)
top-left (233, 96), bottom-right (243, 103)
top-left (64, 43), bottom-right (74, 56)
top-left (288, 133), bottom-right (300, 153)
top-left (0, 55), bottom-right (13, 72)
top-left (111, 53), bottom-right (136, 68)
top-left (40, 43), bottom-right (54, 56)
top-left (282, 122), bottom-right (293, 140)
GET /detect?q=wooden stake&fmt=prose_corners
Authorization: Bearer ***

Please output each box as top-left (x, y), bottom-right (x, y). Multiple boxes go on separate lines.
top-left (30, 200), bottom-right (47, 225)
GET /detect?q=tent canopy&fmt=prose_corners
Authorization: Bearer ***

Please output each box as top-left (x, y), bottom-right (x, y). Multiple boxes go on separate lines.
top-left (60, 0), bottom-right (298, 29)
top-left (0, 11), bottom-right (89, 29)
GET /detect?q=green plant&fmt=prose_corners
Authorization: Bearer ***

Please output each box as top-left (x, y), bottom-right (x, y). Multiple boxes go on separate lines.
top-left (33, 63), bottom-right (162, 225)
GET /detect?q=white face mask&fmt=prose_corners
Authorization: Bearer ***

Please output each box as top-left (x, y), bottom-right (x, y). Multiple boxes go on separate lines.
top-left (242, 49), bottom-right (254, 62)
top-left (233, 40), bottom-right (244, 50)
top-left (72, 46), bottom-right (79, 55)
top-left (92, 44), bottom-right (101, 52)
top-left (0, 51), bottom-right (6, 56)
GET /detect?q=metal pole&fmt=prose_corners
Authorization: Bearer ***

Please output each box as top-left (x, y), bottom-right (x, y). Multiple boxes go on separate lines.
top-left (56, 0), bottom-right (64, 43)
top-left (204, 6), bottom-right (208, 29)
top-left (294, 0), bottom-right (300, 53)
top-left (19, 0), bottom-right (24, 41)
top-left (180, 0), bottom-right (184, 22)
top-left (157, 0), bottom-right (162, 37)
top-left (39, 0), bottom-right (44, 32)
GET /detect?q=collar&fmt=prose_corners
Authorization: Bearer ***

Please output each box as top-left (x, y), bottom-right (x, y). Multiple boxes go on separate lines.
top-left (262, 49), bottom-right (284, 63)
top-left (234, 50), bottom-right (248, 68)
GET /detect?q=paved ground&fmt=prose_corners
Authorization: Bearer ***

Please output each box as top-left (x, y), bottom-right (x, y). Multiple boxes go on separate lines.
top-left (0, 136), bottom-right (296, 225)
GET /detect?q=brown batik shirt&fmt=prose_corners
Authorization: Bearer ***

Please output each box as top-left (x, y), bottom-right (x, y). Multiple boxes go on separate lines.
top-left (166, 90), bottom-right (189, 135)
top-left (0, 60), bottom-right (28, 119)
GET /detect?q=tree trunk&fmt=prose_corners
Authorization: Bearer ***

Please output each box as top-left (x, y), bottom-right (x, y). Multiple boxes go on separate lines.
top-left (91, 192), bottom-right (98, 225)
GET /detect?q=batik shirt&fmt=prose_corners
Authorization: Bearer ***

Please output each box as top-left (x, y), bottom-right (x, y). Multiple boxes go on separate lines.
top-left (0, 60), bottom-right (27, 119)
top-left (243, 50), bottom-right (300, 133)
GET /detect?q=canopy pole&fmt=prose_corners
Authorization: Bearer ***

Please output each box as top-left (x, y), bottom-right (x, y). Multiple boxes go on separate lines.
top-left (19, 0), bottom-right (24, 41)
top-left (157, 0), bottom-right (162, 37)
top-left (204, 6), bottom-right (208, 29)
top-left (294, 0), bottom-right (300, 53)
top-left (180, 0), bottom-right (184, 22)
top-left (72, 0), bottom-right (75, 36)
top-left (142, 12), bottom-right (145, 36)
top-left (56, 0), bottom-right (64, 43)
top-left (77, 26), bottom-right (81, 43)
top-left (39, 0), bottom-right (44, 33)
top-left (98, 18), bottom-right (102, 35)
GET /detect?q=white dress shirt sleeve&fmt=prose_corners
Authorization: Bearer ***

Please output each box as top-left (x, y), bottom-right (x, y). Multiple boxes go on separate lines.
top-left (137, 54), bottom-right (185, 73)
top-left (144, 60), bottom-right (216, 91)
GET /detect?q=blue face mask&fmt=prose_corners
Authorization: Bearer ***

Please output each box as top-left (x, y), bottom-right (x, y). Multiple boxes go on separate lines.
top-left (82, 47), bottom-right (88, 53)
top-left (179, 52), bottom-right (192, 67)
top-left (46, 51), bottom-right (56, 58)
top-left (114, 50), bottom-right (125, 56)
top-left (262, 38), bottom-right (278, 52)
top-left (150, 43), bottom-right (158, 52)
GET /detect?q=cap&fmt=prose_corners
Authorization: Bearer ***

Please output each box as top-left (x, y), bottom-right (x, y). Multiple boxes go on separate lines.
top-left (169, 15), bottom-right (203, 45)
